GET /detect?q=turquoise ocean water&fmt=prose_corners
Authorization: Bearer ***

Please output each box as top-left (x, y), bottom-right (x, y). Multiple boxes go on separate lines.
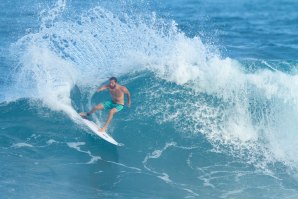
top-left (1, 0), bottom-right (298, 198)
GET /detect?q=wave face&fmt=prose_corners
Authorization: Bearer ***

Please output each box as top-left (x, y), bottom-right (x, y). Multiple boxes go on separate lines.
top-left (1, 0), bottom-right (298, 198)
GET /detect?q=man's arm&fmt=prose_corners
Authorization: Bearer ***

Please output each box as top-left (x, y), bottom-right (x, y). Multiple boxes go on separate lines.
top-left (97, 85), bottom-right (109, 92)
top-left (122, 86), bottom-right (131, 107)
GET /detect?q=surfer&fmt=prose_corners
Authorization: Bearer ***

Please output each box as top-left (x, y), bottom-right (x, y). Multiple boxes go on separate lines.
top-left (80, 77), bottom-right (131, 132)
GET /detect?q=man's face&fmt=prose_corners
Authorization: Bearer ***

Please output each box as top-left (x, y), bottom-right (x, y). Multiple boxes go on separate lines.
top-left (109, 80), bottom-right (117, 89)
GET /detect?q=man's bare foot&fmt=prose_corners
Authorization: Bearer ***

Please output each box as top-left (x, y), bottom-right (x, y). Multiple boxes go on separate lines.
top-left (98, 127), bottom-right (107, 132)
top-left (79, 112), bottom-right (88, 119)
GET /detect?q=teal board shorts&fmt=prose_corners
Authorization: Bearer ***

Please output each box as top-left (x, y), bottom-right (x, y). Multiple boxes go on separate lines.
top-left (102, 100), bottom-right (124, 112)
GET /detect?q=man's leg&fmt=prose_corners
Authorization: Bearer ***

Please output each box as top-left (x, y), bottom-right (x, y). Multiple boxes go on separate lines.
top-left (80, 104), bottom-right (104, 118)
top-left (99, 108), bottom-right (117, 132)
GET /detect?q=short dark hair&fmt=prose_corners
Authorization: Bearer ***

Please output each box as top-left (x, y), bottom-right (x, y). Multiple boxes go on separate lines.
top-left (109, 77), bottom-right (117, 83)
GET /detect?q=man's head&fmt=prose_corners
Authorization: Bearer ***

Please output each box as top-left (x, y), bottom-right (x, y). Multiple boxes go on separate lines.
top-left (109, 77), bottom-right (118, 89)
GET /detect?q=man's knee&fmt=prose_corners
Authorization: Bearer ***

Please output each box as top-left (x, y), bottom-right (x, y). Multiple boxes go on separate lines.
top-left (109, 108), bottom-right (117, 115)
top-left (96, 104), bottom-right (104, 110)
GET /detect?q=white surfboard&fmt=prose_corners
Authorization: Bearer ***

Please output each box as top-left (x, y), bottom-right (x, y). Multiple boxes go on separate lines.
top-left (81, 118), bottom-right (122, 146)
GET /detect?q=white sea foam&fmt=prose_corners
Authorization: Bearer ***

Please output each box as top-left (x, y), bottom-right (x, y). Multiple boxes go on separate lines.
top-left (47, 139), bottom-right (58, 145)
top-left (12, 143), bottom-right (34, 148)
top-left (67, 142), bottom-right (101, 164)
top-left (67, 142), bottom-right (85, 150)
top-left (158, 173), bottom-right (172, 183)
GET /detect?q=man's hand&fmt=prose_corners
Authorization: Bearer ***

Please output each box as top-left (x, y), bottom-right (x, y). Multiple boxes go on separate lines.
top-left (127, 102), bottom-right (131, 107)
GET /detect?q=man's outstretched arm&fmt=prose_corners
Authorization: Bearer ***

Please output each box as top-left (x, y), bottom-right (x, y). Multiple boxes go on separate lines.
top-left (123, 87), bottom-right (131, 107)
top-left (97, 85), bottom-right (109, 92)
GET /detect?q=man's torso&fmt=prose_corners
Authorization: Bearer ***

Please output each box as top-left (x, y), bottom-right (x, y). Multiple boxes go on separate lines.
top-left (109, 85), bottom-right (124, 105)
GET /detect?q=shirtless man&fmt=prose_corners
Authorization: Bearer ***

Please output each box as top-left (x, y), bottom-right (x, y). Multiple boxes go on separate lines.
top-left (79, 77), bottom-right (131, 132)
